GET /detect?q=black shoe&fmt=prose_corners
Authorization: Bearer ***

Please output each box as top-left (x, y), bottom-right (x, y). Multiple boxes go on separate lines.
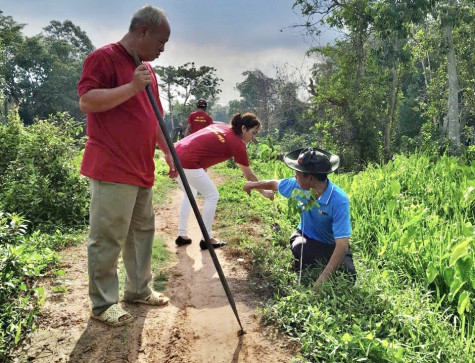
top-left (200, 240), bottom-right (227, 250)
top-left (175, 236), bottom-right (192, 246)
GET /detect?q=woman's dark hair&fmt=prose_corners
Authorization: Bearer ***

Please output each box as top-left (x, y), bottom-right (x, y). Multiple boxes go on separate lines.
top-left (230, 113), bottom-right (261, 135)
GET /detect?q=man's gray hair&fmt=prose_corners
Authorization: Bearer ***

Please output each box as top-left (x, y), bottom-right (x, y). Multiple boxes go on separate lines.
top-left (129, 5), bottom-right (167, 32)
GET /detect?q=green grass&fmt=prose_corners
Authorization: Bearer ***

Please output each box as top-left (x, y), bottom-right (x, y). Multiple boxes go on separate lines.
top-left (0, 214), bottom-right (84, 361)
top-left (118, 235), bottom-right (170, 297)
top-left (212, 150), bottom-right (475, 362)
top-left (150, 236), bottom-right (170, 291)
top-left (153, 158), bottom-right (177, 205)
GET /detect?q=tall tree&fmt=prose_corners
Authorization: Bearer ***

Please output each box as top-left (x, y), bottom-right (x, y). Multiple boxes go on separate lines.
top-left (407, 1), bottom-right (474, 152)
top-left (272, 65), bottom-right (309, 133)
top-left (235, 70), bottom-right (276, 133)
top-left (0, 12), bottom-right (25, 123)
top-left (294, 0), bottom-right (385, 167)
top-left (42, 20), bottom-right (93, 59)
top-left (439, 0), bottom-right (461, 153)
top-left (370, 0), bottom-right (434, 157)
top-left (155, 62), bottom-right (222, 128)
top-left (155, 66), bottom-right (178, 129)
top-left (0, 17), bottom-right (94, 124)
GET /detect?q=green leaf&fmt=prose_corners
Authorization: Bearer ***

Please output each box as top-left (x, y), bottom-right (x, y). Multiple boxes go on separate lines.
top-left (389, 180), bottom-right (400, 196)
top-left (386, 200), bottom-right (396, 213)
top-left (426, 262), bottom-right (438, 284)
top-left (35, 286), bottom-right (45, 296)
top-left (14, 322), bottom-right (22, 344)
top-left (457, 291), bottom-right (471, 315)
top-left (402, 209), bottom-right (426, 229)
top-left (449, 238), bottom-right (471, 267)
top-left (461, 222), bottom-right (474, 237)
top-left (52, 285), bottom-right (67, 293)
top-left (342, 332), bottom-right (352, 343)
top-left (55, 269), bottom-right (66, 276)
top-left (456, 257), bottom-right (473, 284)
top-left (444, 267), bottom-right (455, 287)
top-left (448, 278), bottom-right (465, 302)
top-left (463, 186), bottom-right (475, 203)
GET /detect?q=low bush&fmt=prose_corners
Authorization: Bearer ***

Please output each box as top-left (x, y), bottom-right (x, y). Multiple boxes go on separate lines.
top-left (212, 149), bottom-right (474, 362)
top-left (0, 213), bottom-right (57, 360)
top-left (0, 111), bottom-right (89, 231)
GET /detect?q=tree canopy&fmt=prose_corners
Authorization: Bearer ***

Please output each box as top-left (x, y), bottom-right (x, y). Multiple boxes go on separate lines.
top-left (1, 13), bottom-right (94, 125)
top-left (155, 62), bottom-right (222, 130)
top-left (2, 3), bottom-right (475, 167)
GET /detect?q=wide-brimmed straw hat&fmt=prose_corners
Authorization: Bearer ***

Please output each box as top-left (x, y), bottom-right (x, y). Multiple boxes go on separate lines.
top-left (283, 147), bottom-right (340, 174)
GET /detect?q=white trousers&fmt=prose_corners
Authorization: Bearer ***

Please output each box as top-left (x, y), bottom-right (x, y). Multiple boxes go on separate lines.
top-left (177, 168), bottom-right (219, 239)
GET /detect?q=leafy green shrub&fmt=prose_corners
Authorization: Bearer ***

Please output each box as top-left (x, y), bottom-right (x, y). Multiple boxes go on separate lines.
top-left (214, 150), bottom-right (475, 362)
top-left (0, 212), bottom-right (28, 245)
top-left (0, 213), bottom-right (57, 360)
top-left (0, 111), bottom-right (23, 185)
top-left (0, 111), bottom-right (89, 230)
top-left (262, 265), bottom-right (468, 362)
top-left (465, 145), bottom-right (475, 164)
top-left (342, 153), bottom-right (475, 319)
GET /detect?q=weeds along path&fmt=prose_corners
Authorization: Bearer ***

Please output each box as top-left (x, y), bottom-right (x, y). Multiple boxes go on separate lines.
top-left (14, 171), bottom-right (295, 362)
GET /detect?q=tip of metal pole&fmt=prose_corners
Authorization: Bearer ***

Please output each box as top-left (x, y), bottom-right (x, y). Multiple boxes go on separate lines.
top-left (237, 329), bottom-right (246, 337)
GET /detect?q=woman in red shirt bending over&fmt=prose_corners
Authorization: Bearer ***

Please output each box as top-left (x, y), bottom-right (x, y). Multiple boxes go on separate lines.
top-left (174, 112), bottom-right (273, 249)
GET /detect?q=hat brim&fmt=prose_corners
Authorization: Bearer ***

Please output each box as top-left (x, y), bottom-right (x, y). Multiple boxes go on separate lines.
top-left (283, 148), bottom-right (340, 174)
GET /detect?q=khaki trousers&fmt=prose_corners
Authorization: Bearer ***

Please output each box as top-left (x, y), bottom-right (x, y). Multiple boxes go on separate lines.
top-left (88, 179), bottom-right (154, 316)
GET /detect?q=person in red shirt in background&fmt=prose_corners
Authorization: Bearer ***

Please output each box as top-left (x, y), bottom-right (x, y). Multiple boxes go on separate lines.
top-left (184, 99), bottom-right (214, 137)
top-left (78, 5), bottom-right (177, 327)
top-left (174, 113), bottom-right (274, 249)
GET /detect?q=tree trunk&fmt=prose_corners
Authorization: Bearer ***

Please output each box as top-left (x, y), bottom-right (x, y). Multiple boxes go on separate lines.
top-left (445, 17), bottom-right (460, 154)
top-left (385, 60), bottom-right (399, 158)
top-left (385, 35), bottom-right (401, 159)
top-left (167, 84), bottom-right (174, 130)
top-left (3, 97), bottom-right (7, 124)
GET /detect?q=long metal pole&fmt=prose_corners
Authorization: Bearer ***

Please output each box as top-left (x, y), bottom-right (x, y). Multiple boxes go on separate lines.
top-left (131, 50), bottom-right (244, 335)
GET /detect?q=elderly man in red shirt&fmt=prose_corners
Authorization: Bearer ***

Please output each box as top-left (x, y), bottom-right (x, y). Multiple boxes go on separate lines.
top-left (78, 5), bottom-right (176, 326)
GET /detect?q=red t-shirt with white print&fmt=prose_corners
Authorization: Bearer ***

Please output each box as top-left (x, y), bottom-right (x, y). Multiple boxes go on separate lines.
top-left (175, 124), bottom-right (249, 169)
top-left (187, 110), bottom-right (213, 133)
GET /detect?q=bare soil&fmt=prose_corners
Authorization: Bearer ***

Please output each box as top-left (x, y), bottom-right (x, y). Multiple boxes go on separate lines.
top-left (13, 176), bottom-right (297, 363)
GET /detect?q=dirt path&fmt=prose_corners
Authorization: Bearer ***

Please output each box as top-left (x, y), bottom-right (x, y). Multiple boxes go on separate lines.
top-left (14, 178), bottom-right (296, 362)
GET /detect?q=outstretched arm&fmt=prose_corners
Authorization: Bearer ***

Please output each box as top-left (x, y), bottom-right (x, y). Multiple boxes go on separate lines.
top-left (238, 164), bottom-right (276, 200)
top-left (243, 180), bottom-right (279, 195)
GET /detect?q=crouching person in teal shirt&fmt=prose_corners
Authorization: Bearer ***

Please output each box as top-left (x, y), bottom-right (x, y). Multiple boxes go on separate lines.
top-left (244, 147), bottom-right (356, 290)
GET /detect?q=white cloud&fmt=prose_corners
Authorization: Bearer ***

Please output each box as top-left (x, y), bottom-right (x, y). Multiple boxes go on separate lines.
top-left (155, 41), bottom-right (314, 105)
top-left (2, 0), bottom-right (331, 111)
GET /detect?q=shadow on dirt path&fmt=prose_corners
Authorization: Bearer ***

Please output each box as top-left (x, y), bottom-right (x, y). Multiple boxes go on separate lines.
top-left (13, 173), bottom-right (297, 363)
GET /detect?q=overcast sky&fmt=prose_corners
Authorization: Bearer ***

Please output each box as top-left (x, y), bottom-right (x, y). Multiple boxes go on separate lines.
top-left (1, 0), bottom-right (338, 107)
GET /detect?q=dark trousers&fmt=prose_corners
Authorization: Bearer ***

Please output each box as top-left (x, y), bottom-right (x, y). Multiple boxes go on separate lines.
top-left (290, 230), bottom-right (356, 279)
